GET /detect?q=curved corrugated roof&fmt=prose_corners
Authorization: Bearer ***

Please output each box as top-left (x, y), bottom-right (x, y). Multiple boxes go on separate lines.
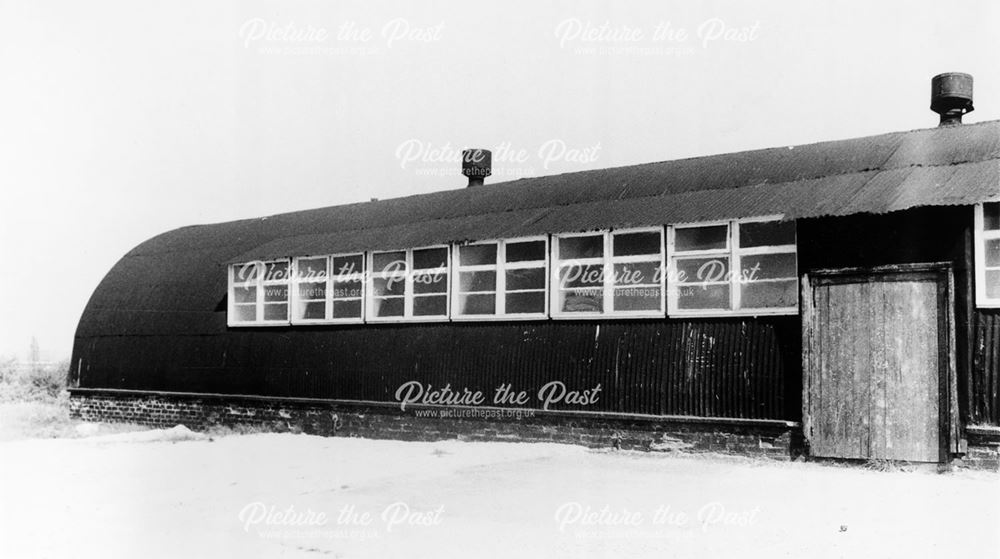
top-left (78, 121), bottom-right (999, 338)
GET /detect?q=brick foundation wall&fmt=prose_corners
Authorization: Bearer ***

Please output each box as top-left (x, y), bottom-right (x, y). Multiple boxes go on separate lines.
top-left (68, 390), bottom-right (799, 459)
top-left (961, 427), bottom-right (1000, 470)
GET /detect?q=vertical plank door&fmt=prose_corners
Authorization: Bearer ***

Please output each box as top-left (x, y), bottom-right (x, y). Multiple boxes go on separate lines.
top-left (805, 269), bottom-right (945, 462)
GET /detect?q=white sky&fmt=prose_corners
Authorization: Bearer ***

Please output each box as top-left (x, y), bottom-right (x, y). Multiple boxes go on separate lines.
top-left (1, 0), bottom-right (998, 360)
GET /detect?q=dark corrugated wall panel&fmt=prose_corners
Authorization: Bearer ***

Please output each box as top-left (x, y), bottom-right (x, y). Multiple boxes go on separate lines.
top-left (972, 310), bottom-right (1000, 425)
top-left (74, 318), bottom-right (800, 420)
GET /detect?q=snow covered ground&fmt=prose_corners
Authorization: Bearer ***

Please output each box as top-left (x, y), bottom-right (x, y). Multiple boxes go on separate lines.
top-left (1, 426), bottom-right (998, 559)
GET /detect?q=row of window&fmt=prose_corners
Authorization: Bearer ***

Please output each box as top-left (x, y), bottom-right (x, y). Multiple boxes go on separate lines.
top-left (228, 217), bottom-right (799, 326)
top-left (229, 203), bottom-right (1000, 325)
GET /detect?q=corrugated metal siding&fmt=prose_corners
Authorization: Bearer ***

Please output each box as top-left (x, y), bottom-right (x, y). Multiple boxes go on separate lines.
top-left (972, 310), bottom-right (1000, 425)
top-left (75, 318), bottom-right (800, 420)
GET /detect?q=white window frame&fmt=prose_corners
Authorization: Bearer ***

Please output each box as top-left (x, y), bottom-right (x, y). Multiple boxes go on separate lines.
top-left (288, 253), bottom-right (367, 325)
top-left (290, 255), bottom-right (331, 325)
top-left (329, 252), bottom-right (367, 323)
top-left (551, 227), bottom-right (665, 319)
top-left (974, 202), bottom-right (1000, 308)
top-left (667, 216), bottom-right (798, 318)
top-left (451, 236), bottom-right (550, 321)
top-left (367, 245), bottom-right (451, 323)
top-left (227, 259), bottom-right (291, 327)
top-left (608, 228), bottom-right (667, 317)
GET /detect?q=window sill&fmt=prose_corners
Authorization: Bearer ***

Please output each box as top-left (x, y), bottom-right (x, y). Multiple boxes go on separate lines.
top-left (667, 308), bottom-right (799, 318)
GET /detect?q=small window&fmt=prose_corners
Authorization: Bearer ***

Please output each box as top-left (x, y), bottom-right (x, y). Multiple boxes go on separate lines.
top-left (229, 259), bottom-right (290, 326)
top-left (368, 247), bottom-right (450, 321)
top-left (456, 243), bottom-right (499, 317)
top-left (412, 247), bottom-right (449, 317)
top-left (975, 202), bottom-right (1000, 307)
top-left (453, 238), bottom-right (548, 319)
top-left (554, 233), bottom-right (605, 315)
top-left (610, 231), bottom-right (664, 313)
top-left (504, 240), bottom-right (548, 315)
top-left (668, 218), bottom-right (797, 316)
top-left (552, 229), bottom-right (664, 317)
top-left (370, 250), bottom-right (407, 319)
top-left (292, 257), bottom-right (329, 322)
top-left (332, 254), bottom-right (365, 320)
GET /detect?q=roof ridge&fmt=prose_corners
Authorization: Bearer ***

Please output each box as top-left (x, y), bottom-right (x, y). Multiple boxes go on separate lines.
top-left (185, 119), bottom-right (1000, 230)
top-left (239, 158), bottom-right (998, 243)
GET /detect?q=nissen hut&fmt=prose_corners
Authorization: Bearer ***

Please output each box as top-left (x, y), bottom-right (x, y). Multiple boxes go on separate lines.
top-left (70, 73), bottom-right (1000, 468)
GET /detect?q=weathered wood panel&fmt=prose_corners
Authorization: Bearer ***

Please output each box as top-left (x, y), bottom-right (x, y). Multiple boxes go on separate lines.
top-left (871, 280), bottom-right (940, 460)
top-left (805, 269), bottom-right (946, 462)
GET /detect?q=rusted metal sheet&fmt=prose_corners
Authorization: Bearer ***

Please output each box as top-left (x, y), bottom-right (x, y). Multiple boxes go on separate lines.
top-left (75, 318), bottom-right (799, 420)
top-left (803, 266), bottom-right (956, 462)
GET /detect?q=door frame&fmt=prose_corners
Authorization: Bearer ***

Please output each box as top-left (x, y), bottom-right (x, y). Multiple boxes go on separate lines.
top-left (801, 262), bottom-right (960, 462)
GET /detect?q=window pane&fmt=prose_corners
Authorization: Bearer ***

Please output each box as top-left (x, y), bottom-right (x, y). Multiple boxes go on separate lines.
top-left (233, 285), bottom-right (257, 304)
top-left (263, 284), bottom-right (288, 302)
top-left (987, 270), bottom-right (1000, 298)
top-left (333, 280), bottom-right (363, 299)
top-left (985, 202), bottom-right (1000, 230)
top-left (559, 264), bottom-right (604, 289)
top-left (677, 284), bottom-right (730, 310)
top-left (559, 289), bottom-right (603, 313)
top-left (374, 297), bottom-right (404, 317)
top-left (674, 257), bottom-right (729, 284)
top-left (296, 301), bottom-right (326, 320)
top-left (613, 287), bottom-right (662, 311)
top-left (506, 291), bottom-right (546, 314)
top-left (739, 221), bottom-right (795, 247)
top-left (559, 235), bottom-right (603, 259)
top-left (373, 251), bottom-right (406, 272)
top-left (373, 277), bottom-right (405, 297)
top-left (741, 280), bottom-right (798, 309)
top-left (506, 240), bottom-right (546, 262)
top-left (414, 271), bottom-right (448, 294)
top-left (506, 268), bottom-right (545, 291)
top-left (613, 232), bottom-right (661, 256)
top-left (739, 253), bottom-right (796, 280)
top-left (674, 225), bottom-right (728, 251)
top-left (233, 305), bottom-right (256, 322)
top-left (413, 247), bottom-right (448, 269)
top-left (263, 303), bottom-right (288, 321)
top-left (413, 295), bottom-right (447, 316)
top-left (460, 271), bottom-right (497, 292)
top-left (613, 262), bottom-right (661, 287)
top-left (986, 239), bottom-right (1000, 267)
top-left (296, 258), bottom-right (327, 281)
top-left (234, 262), bottom-right (259, 282)
top-left (459, 244), bottom-right (497, 266)
top-left (264, 261), bottom-right (289, 281)
top-left (333, 254), bottom-right (364, 276)
top-left (333, 299), bottom-right (362, 319)
top-left (458, 293), bottom-right (496, 315)
top-left (297, 282), bottom-right (325, 300)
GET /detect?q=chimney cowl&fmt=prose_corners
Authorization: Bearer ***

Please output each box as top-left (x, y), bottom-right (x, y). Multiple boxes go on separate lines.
top-left (462, 148), bottom-right (492, 187)
top-left (931, 72), bottom-right (974, 126)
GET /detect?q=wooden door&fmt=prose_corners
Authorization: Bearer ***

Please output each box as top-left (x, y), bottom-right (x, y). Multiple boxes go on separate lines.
top-left (803, 265), bottom-right (955, 462)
